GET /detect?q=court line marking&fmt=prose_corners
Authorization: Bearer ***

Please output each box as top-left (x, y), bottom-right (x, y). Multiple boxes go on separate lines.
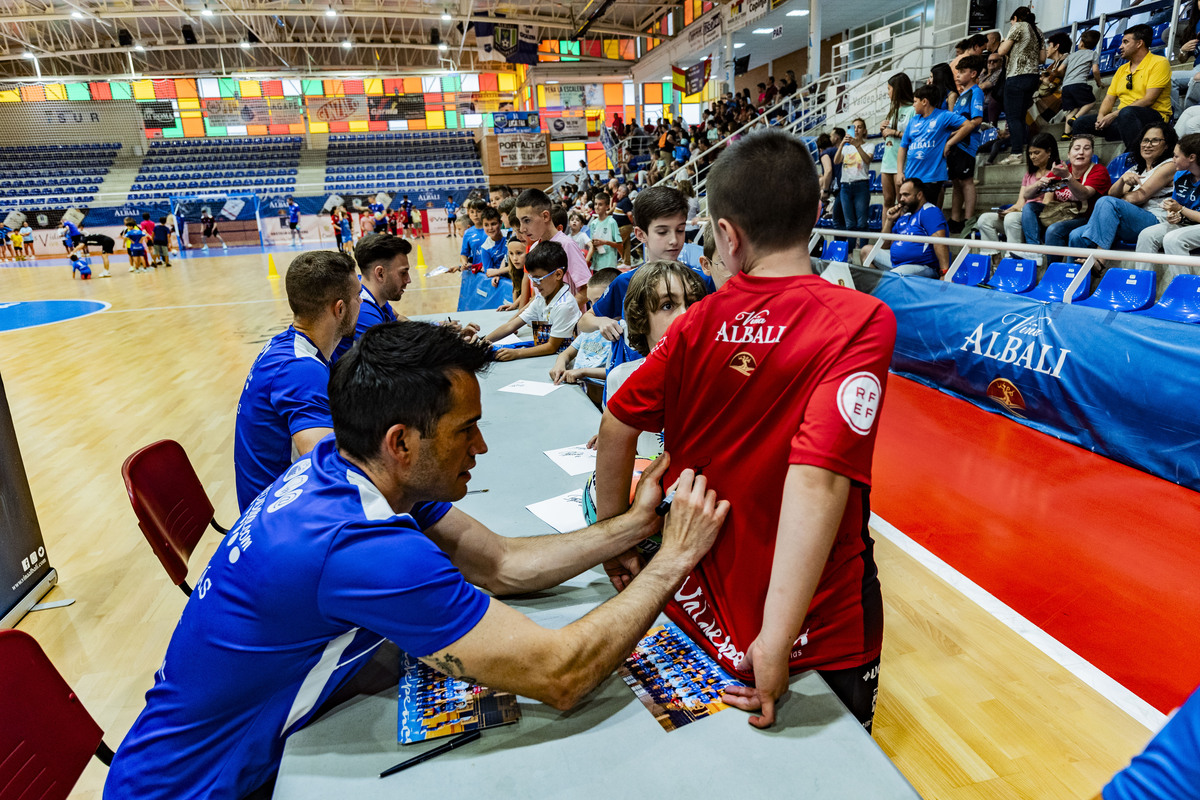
top-left (0, 300), bottom-right (112, 333)
top-left (103, 299), bottom-right (282, 314)
top-left (871, 512), bottom-right (1168, 732)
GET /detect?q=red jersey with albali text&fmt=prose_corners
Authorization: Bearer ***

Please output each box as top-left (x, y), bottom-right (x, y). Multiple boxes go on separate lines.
top-left (607, 270), bottom-right (896, 678)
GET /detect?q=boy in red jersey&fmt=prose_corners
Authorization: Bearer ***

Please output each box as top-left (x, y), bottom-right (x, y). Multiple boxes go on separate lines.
top-left (595, 129), bottom-right (897, 732)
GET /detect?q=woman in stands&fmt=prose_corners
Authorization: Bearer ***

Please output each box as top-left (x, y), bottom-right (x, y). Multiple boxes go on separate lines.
top-left (1135, 132), bottom-right (1200, 295)
top-left (835, 118), bottom-right (874, 251)
top-left (1068, 123), bottom-right (1177, 265)
top-left (996, 6), bottom-right (1046, 166)
top-left (880, 72), bottom-right (916, 209)
top-left (976, 132), bottom-right (1059, 263)
top-left (928, 63), bottom-right (959, 110)
top-left (1020, 133), bottom-right (1111, 263)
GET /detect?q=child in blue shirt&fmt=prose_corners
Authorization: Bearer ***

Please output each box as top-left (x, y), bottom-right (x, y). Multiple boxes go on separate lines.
top-left (948, 55), bottom-right (986, 233)
top-left (898, 84), bottom-right (970, 205)
top-left (445, 196), bottom-right (459, 239)
top-left (123, 217), bottom-right (149, 273)
top-left (70, 253), bottom-right (93, 279)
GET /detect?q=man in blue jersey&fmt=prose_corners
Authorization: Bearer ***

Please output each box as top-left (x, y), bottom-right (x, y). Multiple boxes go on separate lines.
top-left (454, 199), bottom-right (488, 272)
top-left (61, 218), bottom-right (84, 251)
top-left (1099, 684), bottom-right (1199, 799)
top-left (445, 195), bottom-right (459, 238)
top-left (331, 233), bottom-right (411, 362)
top-left (105, 321), bottom-right (729, 800)
top-left (285, 196), bottom-right (303, 246)
top-left (862, 178), bottom-right (950, 278)
top-left (233, 250), bottom-right (362, 511)
top-left (897, 84), bottom-right (971, 205)
top-left (948, 55), bottom-right (985, 234)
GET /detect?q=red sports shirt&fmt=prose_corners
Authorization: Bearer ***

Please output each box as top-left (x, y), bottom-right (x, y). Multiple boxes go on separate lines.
top-left (607, 270), bottom-right (896, 677)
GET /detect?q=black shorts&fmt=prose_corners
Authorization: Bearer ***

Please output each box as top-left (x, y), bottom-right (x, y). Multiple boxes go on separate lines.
top-left (817, 655), bottom-right (881, 733)
top-left (69, 234), bottom-right (83, 246)
top-left (1061, 83), bottom-right (1096, 111)
top-left (947, 147), bottom-right (977, 180)
top-left (288, 220), bottom-right (298, 230)
top-left (86, 235), bottom-right (115, 254)
top-left (204, 227), bottom-right (218, 237)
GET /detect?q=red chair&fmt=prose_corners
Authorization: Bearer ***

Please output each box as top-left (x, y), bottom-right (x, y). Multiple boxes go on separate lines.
top-left (0, 629), bottom-right (113, 800)
top-left (121, 439), bottom-right (228, 596)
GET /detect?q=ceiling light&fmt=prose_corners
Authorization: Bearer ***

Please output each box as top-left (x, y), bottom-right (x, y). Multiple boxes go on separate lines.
top-left (441, 11), bottom-right (451, 21)
top-left (787, 9), bottom-right (809, 16)
top-left (134, 43), bottom-right (145, 51)
top-left (438, 42), bottom-right (448, 50)
top-left (325, 7), bottom-right (337, 16)
top-left (734, 42), bottom-right (745, 48)
top-left (240, 40), bottom-right (250, 48)
top-left (71, 10), bottom-right (84, 18)
top-left (201, 6), bottom-right (213, 15)
top-left (22, 50), bottom-right (34, 58)
top-left (546, 80), bottom-right (559, 84)
top-left (341, 39), bottom-right (352, 48)
top-left (752, 27), bottom-right (773, 34)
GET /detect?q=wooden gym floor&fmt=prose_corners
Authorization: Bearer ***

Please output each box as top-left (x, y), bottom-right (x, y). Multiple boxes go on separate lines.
top-left (0, 242), bottom-right (1156, 799)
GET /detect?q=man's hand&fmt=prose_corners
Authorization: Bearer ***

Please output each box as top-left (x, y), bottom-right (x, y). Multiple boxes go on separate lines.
top-left (721, 637), bottom-right (790, 728)
top-left (1183, 38), bottom-right (1198, 56)
top-left (595, 316), bottom-right (623, 342)
top-left (884, 203), bottom-right (902, 223)
top-left (494, 348), bottom-right (518, 362)
top-left (656, 467), bottom-right (729, 567)
top-left (601, 452), bottom-right (674, 592)
top-left (449, 264), bottom-right (464, 273)
top-left (1096, 112), bottom-right (1118, 130)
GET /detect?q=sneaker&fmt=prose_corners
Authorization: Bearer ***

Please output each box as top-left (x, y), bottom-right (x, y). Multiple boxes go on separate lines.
top-left (99, 270), bottom-right (111, 278)
top-left (998, 154), bottom-right (1024, 166)
top-left (1060, 132), bottom-right (1072, 140)
top-left (201, 244), bottom-right (209, 251)
top-left (222, 244), bottom-right (228, 250)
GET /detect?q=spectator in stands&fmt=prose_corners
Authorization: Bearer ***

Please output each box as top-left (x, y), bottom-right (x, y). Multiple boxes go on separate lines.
top-left (1021, 134), bottom-right (1111, 257)
top-left (862, 178), bottom-right (950, 278)
top-left (818, 129), bottom-right (846, 229)
top-left (996, 6), bottom-right (1047, 166)
top-left (515, 188), bottom-right (591, 300)
top-left (897, 84), bottom-right (970, 205)
top-left (612, 183), bottom-right (635, 260)
top-left (568, 212), bottom-right (594, 267)
top-left (1072, 24), bottom-right (1171, 155)
top-left (949, 56), bottom-right (986, 233)
top-left (589, 192), bottom-right (622, 272)
top-left (981, 53), bottom-right (1007, 125)
top-left (81, 231), bottom-right (115, 277)
top-left (976, 133), bottom-right (1059, 261)
top-left (1069, 123), bottom-right (1176, 262)
top-left (984, 30), bottom-right (1003, 56)
top-left (880, 73), bottom-right (917, 210)
top-left (763, 76), bottom-right (779, 106)
top-left (1136, 132), bottom-right (1200, 293)
top-left (332, 233), bottom-right (411, 362)
top-left (550, 268), bottom-right (622, 400)
top-left (1034, 32), bottom-right (1071, 124)
top-left (152, 217), bottom-right (172, 268)
top-left (835, 118), bottom-right (874, 250)
top-left (233, 250), bottom-right (360, 511)
top-left (781, 70), bottom-right (799, 97)
top-left (483, 241), bottom-right (580, 362)
top-left (612, 113), bottom-right (626, 139)
top-left (928, 63), bottom-right (959, 110)
top-left (200, 209), bottom-right (227, 251)
top-left (1059, 30), bottom-right (1102, 139)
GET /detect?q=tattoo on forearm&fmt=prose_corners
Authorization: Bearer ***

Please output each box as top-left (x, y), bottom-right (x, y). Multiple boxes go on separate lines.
top-left (431, 653), bottom-right (477, 684)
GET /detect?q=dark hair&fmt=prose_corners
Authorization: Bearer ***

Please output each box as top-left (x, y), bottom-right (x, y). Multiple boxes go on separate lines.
top-left (957, 54), bottom-right (986, 76)
top-left (701, 226), bottom-right (717, 262)
top-left (141, 212), bottom-right (151, 220)
top-left (902, 177), bottom-right (928, 198)
top-left (967, 33), bottom-right (987, 49)
top-left (589, 267), bottom-right (621, 290)
top-left (1080, 29), bottom-right (1101, 50)
top-left (329, 321), bottom-right (494, 461)
top-left (1047, 32), bottom-right (1072, 52)
top-left (525, 240), bottom-right (567, 274)
top-left (158, 216), bottom-right (167, 224)
top-left (285, 249), bottom-right (358, 321)
top-left (1011, 7), bottom-right (1045, 51)
top-left (914, 84), bottom-right (943, 105)
top-left (955, 38), bottom-right (970, 53)
top-left (832, 126), bottom-right (846, 141)
top-left (1177, 132), bottom-right (1200, 159)
top-left (815, 133), bottom-right (832, 150)
top-left (550, 206), bottom-right (568, 232)
top-left (497, 197), bottom-right (517, 218)
top-left (706, 128), bottom-right (819, 253)
top-left (353, 232), bottom-right (412, 275)
top-left (624, 260), bottom-right (708, 355)
top-left (480, 206), bottom-right (502, 224)
top-left (1025, 132), bottom-right (1061, 174)
top-left (1126, 23), bottom-right (1153, 48)
top-left (1131, 121), bottom-right (1177, 172)
top-left (887, 72), bottom-right (915, 127)
top-left (632, 185), bottom-right (688, 229)
top-left (123, 217), bottom-right (134, 225)
top-left (595, 191), bottom-right (612, 205)
top-left (929, 63), bottom-right (954, 105)
top-left (515, 188), bottom-right (552, 213)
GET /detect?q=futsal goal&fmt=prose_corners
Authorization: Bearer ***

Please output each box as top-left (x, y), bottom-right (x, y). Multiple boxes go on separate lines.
top-left (169, 193), bottom-right (263, 249)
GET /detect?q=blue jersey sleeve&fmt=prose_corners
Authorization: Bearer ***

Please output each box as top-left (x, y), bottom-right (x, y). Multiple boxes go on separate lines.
top-left (1104, 687), bottom-right (1200, 800)
top-left (968, 87), bottom-right (984, 120)
top-left (319, 519), bottom-right (490, 657)
top-left (592, 271), bottom-right (632, 319)
top-left (460, 234), bottom-right (472, 258)
top-left (918, 205), bottom-right (949, 237)
top-left (269, 358), bottom-right (332, 436)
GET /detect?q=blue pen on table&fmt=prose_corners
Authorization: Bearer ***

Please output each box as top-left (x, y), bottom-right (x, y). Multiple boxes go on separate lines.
top-left (379, 729), bottom-right (482, 778)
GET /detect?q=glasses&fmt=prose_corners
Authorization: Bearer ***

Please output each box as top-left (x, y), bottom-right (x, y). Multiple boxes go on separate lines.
top-left (528, 269), bottom-right (563, 286)
top-left (1127, 73), bottom-right (1134, 91)
top-left (1142, 137), bottom-right (1165, 145)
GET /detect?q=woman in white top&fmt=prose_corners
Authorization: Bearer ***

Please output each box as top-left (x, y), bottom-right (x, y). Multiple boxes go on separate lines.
top-left (834, 118), bottom-right (873, 250)
top-left (1067, 122), bottom-right (1177, 257)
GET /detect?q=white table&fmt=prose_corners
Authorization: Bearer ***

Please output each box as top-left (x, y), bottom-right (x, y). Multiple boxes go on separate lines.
top-left (272, 311), bottom-right (920, 800)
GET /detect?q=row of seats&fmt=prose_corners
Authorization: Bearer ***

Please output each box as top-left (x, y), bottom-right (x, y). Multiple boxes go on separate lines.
top-left (7, 154), bottom-right (117, 166)
top-left (0, 142), bottom-right (121, 152)
top-left (135, 169), bottom-right (297, 182)
top-left (1096, 22), bottom-right (1169, 73)
top-left (149, 136), bottom-right (302, 148)
top-left (0, 195), bottom-right (96, 206)
top-left (326, 160), bottom-right (475, 173)
top-left (325, 150), bottom-right (476, 164)
top-left (325, 181), bottom-right (481, 193)
top-left (5, 177), bottom-right (105, 187)
top-left (328, 131), bottom-right (472, 142)
top-left (126, 186), bottom-right (294, 202)
top-left (6, 169), bottom-right (109, 179)
top-left (4, 185), bottom-right (99, 195)
top-left (141, 157), bottom-right (297, 168)
top-left (132, 177), bottom-right (295, 192)
top-left (145, 145), bottom-right (300, 158)
top-left (330, 168), bottom-right (483, 179)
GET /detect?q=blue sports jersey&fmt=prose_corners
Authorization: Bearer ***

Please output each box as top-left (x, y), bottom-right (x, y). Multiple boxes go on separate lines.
top-left (233, 327), bottom-right (333, 511)
top-left (1103, 685), bottom-right (1199, 800)
top-left (62, 220), bottom-right (82, 238)
top-left (339, 218), bottom-right (352, 238)
top-left (368, 201), bottom-right (385, 217)
top-left (1172, 170), bottom-right (1200, 211)
top-left (399, 199), bottom-right (413, 216)
top-left (124, 228), bottom-right (146, 253)
top-left (332, 285), bottom-right (398, 362)
top-left (446, 200), bottom-right (459, 218)
top-left (104, 436), bottom-right (486, 800)
top-left (287, 202), bottom-right (301, 223)
top-left (591, 263), bottom-right (717, 370)
top-left (899, 108), bottom-right (965, 183)
top-left (953, 85), bottom-right (985, 157)
top-left (479, 235), bottom-right (507, 274)
top-left (889, 203), bottom-right (949, 268)
top-left (460, 226), bottom-right (488, 266)
top-left (152, 223), bottom-right (170, 245)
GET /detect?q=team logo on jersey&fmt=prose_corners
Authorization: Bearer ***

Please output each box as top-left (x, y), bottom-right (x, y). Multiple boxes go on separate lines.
top-left (714, 309), bottom-right (786, 345)
top-left (836, 371), bottom-right (882, 435)
top-left (728, 352), bottom-right (756, 376)
top-left (986, 378), bottom-right (1027, 417)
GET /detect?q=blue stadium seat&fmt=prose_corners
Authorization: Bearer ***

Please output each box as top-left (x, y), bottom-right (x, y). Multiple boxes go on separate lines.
top-left (1107, 152), bottom-right (1132, 183)
top-left (1023, 262), bottom-right (1091, 302)
top-left (986, 258), bottom-right (1037, 293)
top-left (951, 254), bottom-right (990, 286)
top-left (1074, 267), bottom-right (1155, 311)
top-left (822, 241), bottom-right (849, 262)
top-left (872, 143), bottom-right (885, 162)
top-left (869, 171), bottom-right (882, 193)
top-left (867, 204), bottom-right (883, 231)
top-left (1131, 274), bottom-right (1200, 322)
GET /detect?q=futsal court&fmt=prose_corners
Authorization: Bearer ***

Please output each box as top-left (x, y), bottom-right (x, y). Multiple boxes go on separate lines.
top-left (0, 243), bottom-right (1164, 799)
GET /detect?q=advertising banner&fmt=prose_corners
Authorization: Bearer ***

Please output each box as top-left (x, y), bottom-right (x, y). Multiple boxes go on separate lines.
top-left (306, 95), bottom-right (368, 124)
top-left (266, 97), bottom-right (306, 125)
top-left (493, 111), bottom-right (541, 133)
top-left (140, 101), bottom-right (176, 131)
top-left (497, 134), bottom-right (548, 167)
top-left (368, 94), bottom-right (426, 121)
top-left (455, 92), bottom-right (516, 115)
top-left (723, 0), bottom-right (771, 28)
top-left (547, 116), bottom-right (588, 141)
top-left (687, 12), bottom-right (723, 51)
top-left (871, 274), bottom-right (1200, 491)
top-left (542, 84), bottom-right (586, 110)
top-left (476, 16), bottom-right (539, 65)
top-left (203, 98), bottom-right (274, 126)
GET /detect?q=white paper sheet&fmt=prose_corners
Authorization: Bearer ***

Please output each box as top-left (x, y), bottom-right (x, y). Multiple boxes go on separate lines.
top-left (498, 380), bottom-right (561, 396)
top-left (493, 333), bottom-right (524, 346)
top-left (526, 489), bottom-right (586, 533)
top-left (425, 265), bottom-right (451, 277)
top-left (544, 444), bottom-right (597, 476)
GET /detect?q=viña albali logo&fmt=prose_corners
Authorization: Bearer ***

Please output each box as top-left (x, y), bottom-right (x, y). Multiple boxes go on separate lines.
top-left (961, 310), bottom-right (1070, 379)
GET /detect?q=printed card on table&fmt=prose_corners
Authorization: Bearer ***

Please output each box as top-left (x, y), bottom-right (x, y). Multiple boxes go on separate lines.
top-left (543, 443), bottom-right (597, 476)
top-left (398, 652), bottom-right (521, 745)
top-left (498, 379), bottom-right (561, 397)
top-left (526, 489), bottom-right (586, 533)
top-left (618, 621), bottom-right (744, 732)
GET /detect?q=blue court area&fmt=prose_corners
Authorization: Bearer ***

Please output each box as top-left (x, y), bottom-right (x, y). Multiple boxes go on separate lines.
top-left (0, 299), bottom-right (110, 332)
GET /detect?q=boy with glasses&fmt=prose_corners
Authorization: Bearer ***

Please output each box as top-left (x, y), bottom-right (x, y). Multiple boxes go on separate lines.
top-left (483, 240), bottom-right (581, 362)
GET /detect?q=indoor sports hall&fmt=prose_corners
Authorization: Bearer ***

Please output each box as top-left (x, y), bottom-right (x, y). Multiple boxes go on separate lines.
top-left (1, 0), bottom-right (1196, 798)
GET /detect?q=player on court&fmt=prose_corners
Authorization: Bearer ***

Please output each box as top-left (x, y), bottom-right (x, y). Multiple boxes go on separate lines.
top-left (82, 232), bottom-right (115, 277)
top-left (200, 210), bottom-right (227, 251)
top-left (122, 217), bottom-right (150, 272)
top-left (61, 218), bottom-right (84, 254)
top-left (595, 129), bottom-right (898, 732)
top-left (445, 195), bottom-right (459, 239)
top-left (286, 196), bottom-right (303, 246)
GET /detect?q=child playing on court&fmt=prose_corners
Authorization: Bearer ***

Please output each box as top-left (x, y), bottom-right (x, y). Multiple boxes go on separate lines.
top-left (9, 227), bottom-right (25, 260)
top-left (483, 241), bottom-right (580, 362)
top-left (123, 217), bottom-right (149, 272)
top-left (70, 253), bottom-right (92, 279)
top-left (338, 212), bottom-right (353, 252)
top-left (200, 211), bottom-right (227, 251)
top-left (153, 217), bottom-right (172, 267)
top-left (550, 268), bottom-right (621, 395)
top-left (140, 212), bottom-right (159, 266)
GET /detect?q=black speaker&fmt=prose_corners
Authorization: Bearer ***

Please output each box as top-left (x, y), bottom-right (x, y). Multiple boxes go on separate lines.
top-left (118, 29), bottom-right (133, 46)
top-left (181, 24), bottom-right (197, 44)
top-left (247, 29), bottom-right (261, 43)
top-left (430, 28), bottom-right (441, 45)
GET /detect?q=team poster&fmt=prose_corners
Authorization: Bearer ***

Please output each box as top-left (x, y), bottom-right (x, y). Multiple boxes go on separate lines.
top-left (398, 652), bottom-right (521, 744)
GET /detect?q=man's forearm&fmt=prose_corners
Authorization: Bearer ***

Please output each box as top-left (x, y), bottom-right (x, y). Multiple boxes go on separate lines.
top-left (595, 410), bottom-right (641, 521)
top-left (935, 243), bottom-right (950, 275)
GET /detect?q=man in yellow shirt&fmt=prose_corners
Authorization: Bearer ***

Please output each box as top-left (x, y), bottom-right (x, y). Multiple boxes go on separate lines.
top-left (1073, 23), bottom-right (1171, 153)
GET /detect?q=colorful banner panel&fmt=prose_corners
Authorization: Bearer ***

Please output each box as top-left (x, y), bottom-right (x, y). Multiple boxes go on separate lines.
top-left (367, 95), bottom-right (426, 121)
